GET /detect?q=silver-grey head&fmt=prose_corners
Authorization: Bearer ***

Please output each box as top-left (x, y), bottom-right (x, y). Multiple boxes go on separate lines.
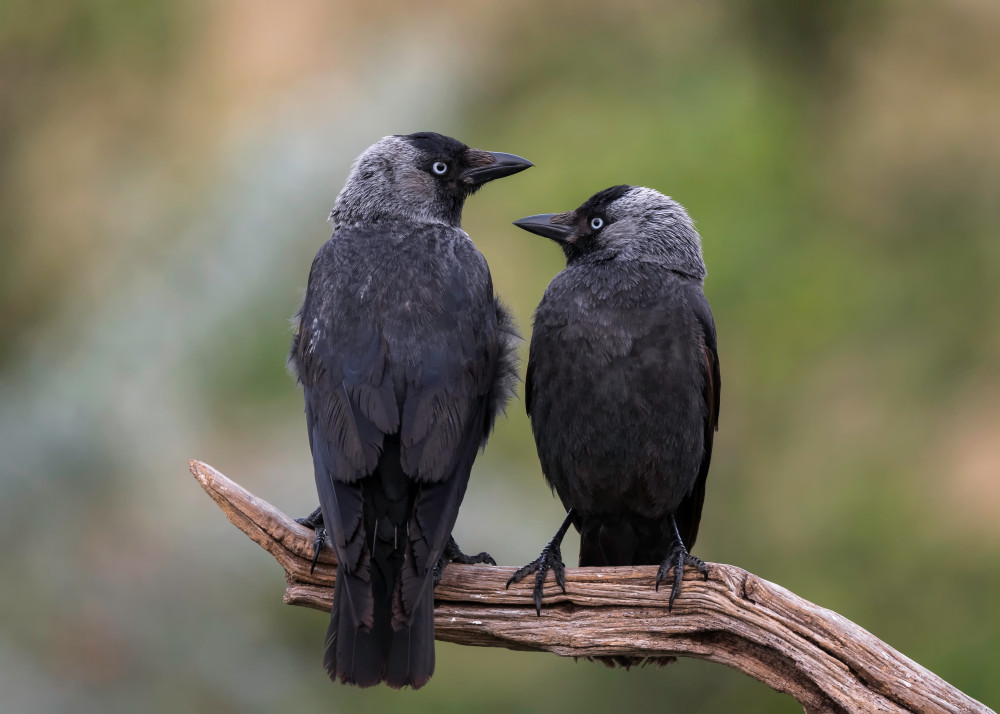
top-left (513, 185), bottom-right (706, 280)
top-left (331, 132), bottom-right (532, 229)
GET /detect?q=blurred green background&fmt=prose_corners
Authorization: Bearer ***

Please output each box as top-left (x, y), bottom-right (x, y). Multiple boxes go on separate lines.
top-left (2, 1), bottom-right (998, 711)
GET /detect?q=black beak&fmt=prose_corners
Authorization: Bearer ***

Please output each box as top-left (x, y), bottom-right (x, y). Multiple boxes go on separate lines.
top-left (461, 151), bottom-right (533, 184)
top-left (513, 213), bottom-right (574, 243)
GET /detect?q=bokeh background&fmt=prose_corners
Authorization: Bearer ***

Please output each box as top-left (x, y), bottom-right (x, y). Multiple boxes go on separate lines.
top-left (2, 1), bottom-right (998, 712)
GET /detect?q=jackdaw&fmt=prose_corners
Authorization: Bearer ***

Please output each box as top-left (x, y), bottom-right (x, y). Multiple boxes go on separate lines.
top-left (288, 132), bottom-right (530, 688)
top-left (507, 185), bottom-right (721, 613)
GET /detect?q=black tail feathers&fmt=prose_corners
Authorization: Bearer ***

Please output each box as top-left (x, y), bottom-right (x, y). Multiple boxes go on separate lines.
top-left (324, 568), bottom-right (435, 689)
top-left (579, 520), bottom-right (640, 567)
top-left (578, 514), bottom-right (694, 568)
top-left (578, 517), bottom-right (678, 669)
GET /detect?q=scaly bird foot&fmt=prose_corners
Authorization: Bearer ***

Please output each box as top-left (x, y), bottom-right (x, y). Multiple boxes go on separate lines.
top-left (655, 545), bottom-right (708, 611)
top-left (294, 506), bottom-right (326, 574)
top-left (444, 536), bottom-right (496, 566)
top-left (434, 536), bottom-right (497, 587)
top-left (505, 539), bottom-right (567, 616)
top-left (505, 509), bottom-right (575, 616)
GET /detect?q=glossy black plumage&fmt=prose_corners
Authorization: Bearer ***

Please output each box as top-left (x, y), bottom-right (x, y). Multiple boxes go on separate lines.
top-left (529, 270), bottom-right (719, 564)
top-left (510, 185), bottom-right (720, 614)
top-left (289, 133), bottom-right (527, 688)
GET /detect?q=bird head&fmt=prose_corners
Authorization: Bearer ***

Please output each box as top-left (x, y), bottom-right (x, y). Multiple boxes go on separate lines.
top-left (331, 132), bottom-right (532, 228)
top-left (513, 185), bottom-right (706, 279)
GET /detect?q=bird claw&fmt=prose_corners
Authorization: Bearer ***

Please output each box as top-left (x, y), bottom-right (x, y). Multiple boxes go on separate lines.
top-left (294, 504), bottom-right (323, 529)
top-left (444, 536), bottom-right (497, 566)
top-left (434, 536), bottom-right (496, 587)
top-left (506, 541), bottom-right (566, 616)
top-left (655, 546), bottom-right (708, 611)
top-left (295, 507), bottom-right (326, 574)
top-left (453, 551), bottom-right (496, 566)
top-left (505, 559), bottom-right (540, 586)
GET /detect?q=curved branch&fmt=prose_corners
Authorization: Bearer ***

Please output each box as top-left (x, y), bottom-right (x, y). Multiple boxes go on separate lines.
top-left (189, 459), bottom-right (992, 714)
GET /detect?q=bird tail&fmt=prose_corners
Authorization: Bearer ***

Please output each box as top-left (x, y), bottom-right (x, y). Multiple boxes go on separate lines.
top-left (385, 585), bottom-right (435, 688)
top-left (578, 518), bottom-right (675, 670)
top-left (579, 515), bottom-right (696, 567)
top-left (324, 553), bottom-right (435, 688)
top-left (578, 520), bottom-right (640, 567)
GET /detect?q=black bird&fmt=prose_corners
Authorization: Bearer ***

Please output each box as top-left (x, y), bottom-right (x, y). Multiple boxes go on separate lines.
top-left (508, 185), bottom-right (721, 614)
top-left (289, 132), bottom-right (529, 688)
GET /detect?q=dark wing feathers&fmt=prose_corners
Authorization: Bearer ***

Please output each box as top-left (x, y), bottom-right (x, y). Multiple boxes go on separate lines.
top-left (687, 284), bottom-right (720, 444)
top-left (396, 414), bottom-right (485, 628)
top-left (399, 298), bottom-right (515, 481)
top-left (310, 420), bottom-right (372, 628)
top-left (297, 313), bottom-right (394, 631)
top-left (673, 284), bottom-right (721, 550)
top-left (294, 236), bottom-right (517, 639)
top-left (399, 351), bottom-right (474, 481)
top-left (524, 355), bottom-right (535, 418)
top-left (344, 330), bottom-right (399, 434)
top-left (304, 324), bottom-right (394, 481)
top-left (394, 298), bottom-right (517, 627)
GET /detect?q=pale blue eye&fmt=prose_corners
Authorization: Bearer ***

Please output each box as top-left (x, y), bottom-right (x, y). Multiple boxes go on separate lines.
top-left (590, 217), bottom-right (604, 230)
top-left (432, 161), bottom-right (448, 175)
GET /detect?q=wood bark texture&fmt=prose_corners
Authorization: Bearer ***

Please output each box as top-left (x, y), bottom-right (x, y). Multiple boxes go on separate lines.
top-left (189, 459), bottom-right (992, 714)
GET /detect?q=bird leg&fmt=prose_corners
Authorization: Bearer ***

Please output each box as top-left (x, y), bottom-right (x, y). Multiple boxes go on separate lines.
top-left (505, 509), bottom-right (575, 616)
top-left (294, 506), bottom-right (327, 574)
top-left (433, 536), bottom-right (497, 587)
top-left (655, 514), bottom-right (709, 611)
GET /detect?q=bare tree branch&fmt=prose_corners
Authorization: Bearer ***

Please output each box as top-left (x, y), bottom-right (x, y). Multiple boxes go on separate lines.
top-left (189, 459), bottom-right (992, 714)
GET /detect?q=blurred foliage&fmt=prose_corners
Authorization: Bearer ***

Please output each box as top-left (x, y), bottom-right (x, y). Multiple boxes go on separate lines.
top-left (1, 1), bottom-right (998, 712)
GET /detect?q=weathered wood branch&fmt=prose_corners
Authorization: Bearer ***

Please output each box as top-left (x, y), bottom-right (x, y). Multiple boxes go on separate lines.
top-left (189, 459), bottom-right (991, 714)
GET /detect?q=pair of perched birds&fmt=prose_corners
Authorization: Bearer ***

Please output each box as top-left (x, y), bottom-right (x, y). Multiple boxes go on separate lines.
top-left (288, 132), bottom-right (720, 689)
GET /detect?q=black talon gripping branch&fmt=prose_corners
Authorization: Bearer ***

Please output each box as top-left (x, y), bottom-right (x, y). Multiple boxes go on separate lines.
top-left (506, 508), bottom-right (575, 616)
